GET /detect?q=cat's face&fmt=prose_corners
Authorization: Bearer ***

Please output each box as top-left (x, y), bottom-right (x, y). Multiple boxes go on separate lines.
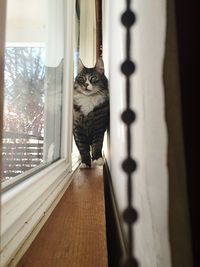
top-left (74, 58), bottom-right (108, 96)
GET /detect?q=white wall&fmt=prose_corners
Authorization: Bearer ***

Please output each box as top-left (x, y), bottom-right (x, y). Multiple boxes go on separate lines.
top-left (105, 0), bottom-right (172, 266)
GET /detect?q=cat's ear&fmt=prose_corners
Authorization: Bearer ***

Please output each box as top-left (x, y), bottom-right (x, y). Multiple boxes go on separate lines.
top-left (78, 59), bottom-right (84, 73)
top-left (95, 57), bottom-right (104, 74)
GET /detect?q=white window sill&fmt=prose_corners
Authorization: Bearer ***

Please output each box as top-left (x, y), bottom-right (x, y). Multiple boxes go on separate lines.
top-left (1, 158), bottom-right (75, 267)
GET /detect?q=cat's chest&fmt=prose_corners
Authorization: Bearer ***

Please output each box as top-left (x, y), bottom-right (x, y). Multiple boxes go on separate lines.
top-left (74, 94), bottom-right (106, 116)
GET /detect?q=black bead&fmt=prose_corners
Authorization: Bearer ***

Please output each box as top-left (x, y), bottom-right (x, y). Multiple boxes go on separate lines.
top-left (121, 109), bottom-right (136, 125)
top-left (121, 10), bottom-right (136, 28)
top-left (122, 157), bottom-right (137, 174)
top-left (123, 207), bottom-right (138, 224)
top-left (121, 60), bottom-right (136, 76)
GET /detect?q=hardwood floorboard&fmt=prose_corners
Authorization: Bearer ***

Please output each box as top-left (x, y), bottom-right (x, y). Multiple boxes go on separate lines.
top-left (17, 166), bottom-right (108, 267)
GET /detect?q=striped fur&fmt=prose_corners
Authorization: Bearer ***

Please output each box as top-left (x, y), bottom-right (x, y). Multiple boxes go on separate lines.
top-left (73, 58), bottom-right (109, 167)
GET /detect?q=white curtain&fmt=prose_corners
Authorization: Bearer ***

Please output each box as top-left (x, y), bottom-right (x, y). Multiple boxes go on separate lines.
top-left (103, 0), bottom-right (172, 266)
top-left (45, 0), bottom-right (64, 67)
top-left (79, 0), bottom-right (96, 67)
top-left (6, 0), bottom-right (47, 43)
top-left (5, 0), bottom-right (64, 68)
top-left (102, 0), bottom-right (109, 77)
top-left (43, 0), bottom-right (65, 162)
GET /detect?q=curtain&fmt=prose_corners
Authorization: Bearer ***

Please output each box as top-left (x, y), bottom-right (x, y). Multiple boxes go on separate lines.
top-left (102, 0), bottom-right (109, 76)
top-left (43, 0), bottom-right (65, 162)
top-left (79, 0), bottom-right (96, 67)
top-left (45, 0), bottom-right (64, 68)
top-left (6, 0), bottom-right (47, 43)
top-left (5, 0), bottom-right (64, 68)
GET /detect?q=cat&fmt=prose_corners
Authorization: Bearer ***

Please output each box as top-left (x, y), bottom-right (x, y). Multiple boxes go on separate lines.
top-left (73, 58), bottom-right (109, 168)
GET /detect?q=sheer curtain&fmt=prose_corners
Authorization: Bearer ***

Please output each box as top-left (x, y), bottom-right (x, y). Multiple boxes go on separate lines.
top-left (43, 0), bottom-right (65, 163)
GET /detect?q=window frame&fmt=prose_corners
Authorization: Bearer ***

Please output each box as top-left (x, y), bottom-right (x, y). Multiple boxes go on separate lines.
top-left (0, 1), bottom-right (76, 266)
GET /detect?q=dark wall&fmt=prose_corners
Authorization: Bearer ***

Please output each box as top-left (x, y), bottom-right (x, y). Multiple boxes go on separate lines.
top-left (103, 163), bottom-right (125, 267)
top-left (174, 0), bottom-right (200, 266)
top-left (164, 0), bottom-right (194, 266)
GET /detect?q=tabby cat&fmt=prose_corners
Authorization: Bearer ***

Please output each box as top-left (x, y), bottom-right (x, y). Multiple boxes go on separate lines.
top-left (73, 58), bottom-right (109, 168)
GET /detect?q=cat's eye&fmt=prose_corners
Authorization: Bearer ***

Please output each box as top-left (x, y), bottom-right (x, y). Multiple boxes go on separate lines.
top-left (90, 76), bottom-right (99, 83)
top-left (77, 76), bottom-right (85, 84)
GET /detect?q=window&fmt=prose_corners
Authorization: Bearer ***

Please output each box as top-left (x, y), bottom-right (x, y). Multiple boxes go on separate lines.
top-left (2, 0), bottom-right (65, 188)
top-left (1, 1), bottom-right (75, 266)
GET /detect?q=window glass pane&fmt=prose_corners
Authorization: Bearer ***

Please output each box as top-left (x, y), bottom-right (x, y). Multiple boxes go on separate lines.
top-left (2, 0), bottom-right (64, 183)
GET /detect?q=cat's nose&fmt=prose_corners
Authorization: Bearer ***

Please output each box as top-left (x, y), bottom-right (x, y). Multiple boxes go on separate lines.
top-left (85, 83), bottom-right (89, 88)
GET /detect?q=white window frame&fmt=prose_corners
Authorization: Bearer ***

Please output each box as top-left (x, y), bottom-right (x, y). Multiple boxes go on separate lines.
top-left (0, 1), bottom-right (76, 266)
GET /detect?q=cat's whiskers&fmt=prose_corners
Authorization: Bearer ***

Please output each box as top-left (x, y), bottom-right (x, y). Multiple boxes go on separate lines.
top-left (96, 88), bottom-right (108, 97)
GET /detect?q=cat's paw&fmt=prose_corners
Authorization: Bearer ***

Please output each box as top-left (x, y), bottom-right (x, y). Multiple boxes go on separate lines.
top-left (93, 157), bottom-right (104, 166)
top-left (80, 163), bottom-right (91, 169)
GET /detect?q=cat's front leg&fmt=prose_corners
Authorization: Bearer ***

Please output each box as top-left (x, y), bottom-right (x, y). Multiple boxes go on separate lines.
top-left (91, 135), bottom-right (104, 166)
top-left (73, 131), bottom-right (91, 168)
top-left (78, 145), bottom-right (91, 168)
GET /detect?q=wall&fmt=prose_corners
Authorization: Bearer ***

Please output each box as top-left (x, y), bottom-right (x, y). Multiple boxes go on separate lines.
top-left (163, 0), bottom-right (193, 265)
top-left (103, 0), bottom-right (173, 266)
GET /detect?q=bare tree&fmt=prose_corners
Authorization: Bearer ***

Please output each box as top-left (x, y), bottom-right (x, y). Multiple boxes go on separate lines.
top-left (4, 47), bottom-right (45, 136)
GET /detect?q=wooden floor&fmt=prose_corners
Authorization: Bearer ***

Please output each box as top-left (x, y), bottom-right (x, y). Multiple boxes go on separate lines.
top-left (17, 166), bottom-right (108, 267)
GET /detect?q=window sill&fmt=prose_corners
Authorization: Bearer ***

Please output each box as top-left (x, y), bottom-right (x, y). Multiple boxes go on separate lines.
top-left (16, 166), bottom-right (108, 267)
top-left (1, 158), bottom-right (74, 267)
